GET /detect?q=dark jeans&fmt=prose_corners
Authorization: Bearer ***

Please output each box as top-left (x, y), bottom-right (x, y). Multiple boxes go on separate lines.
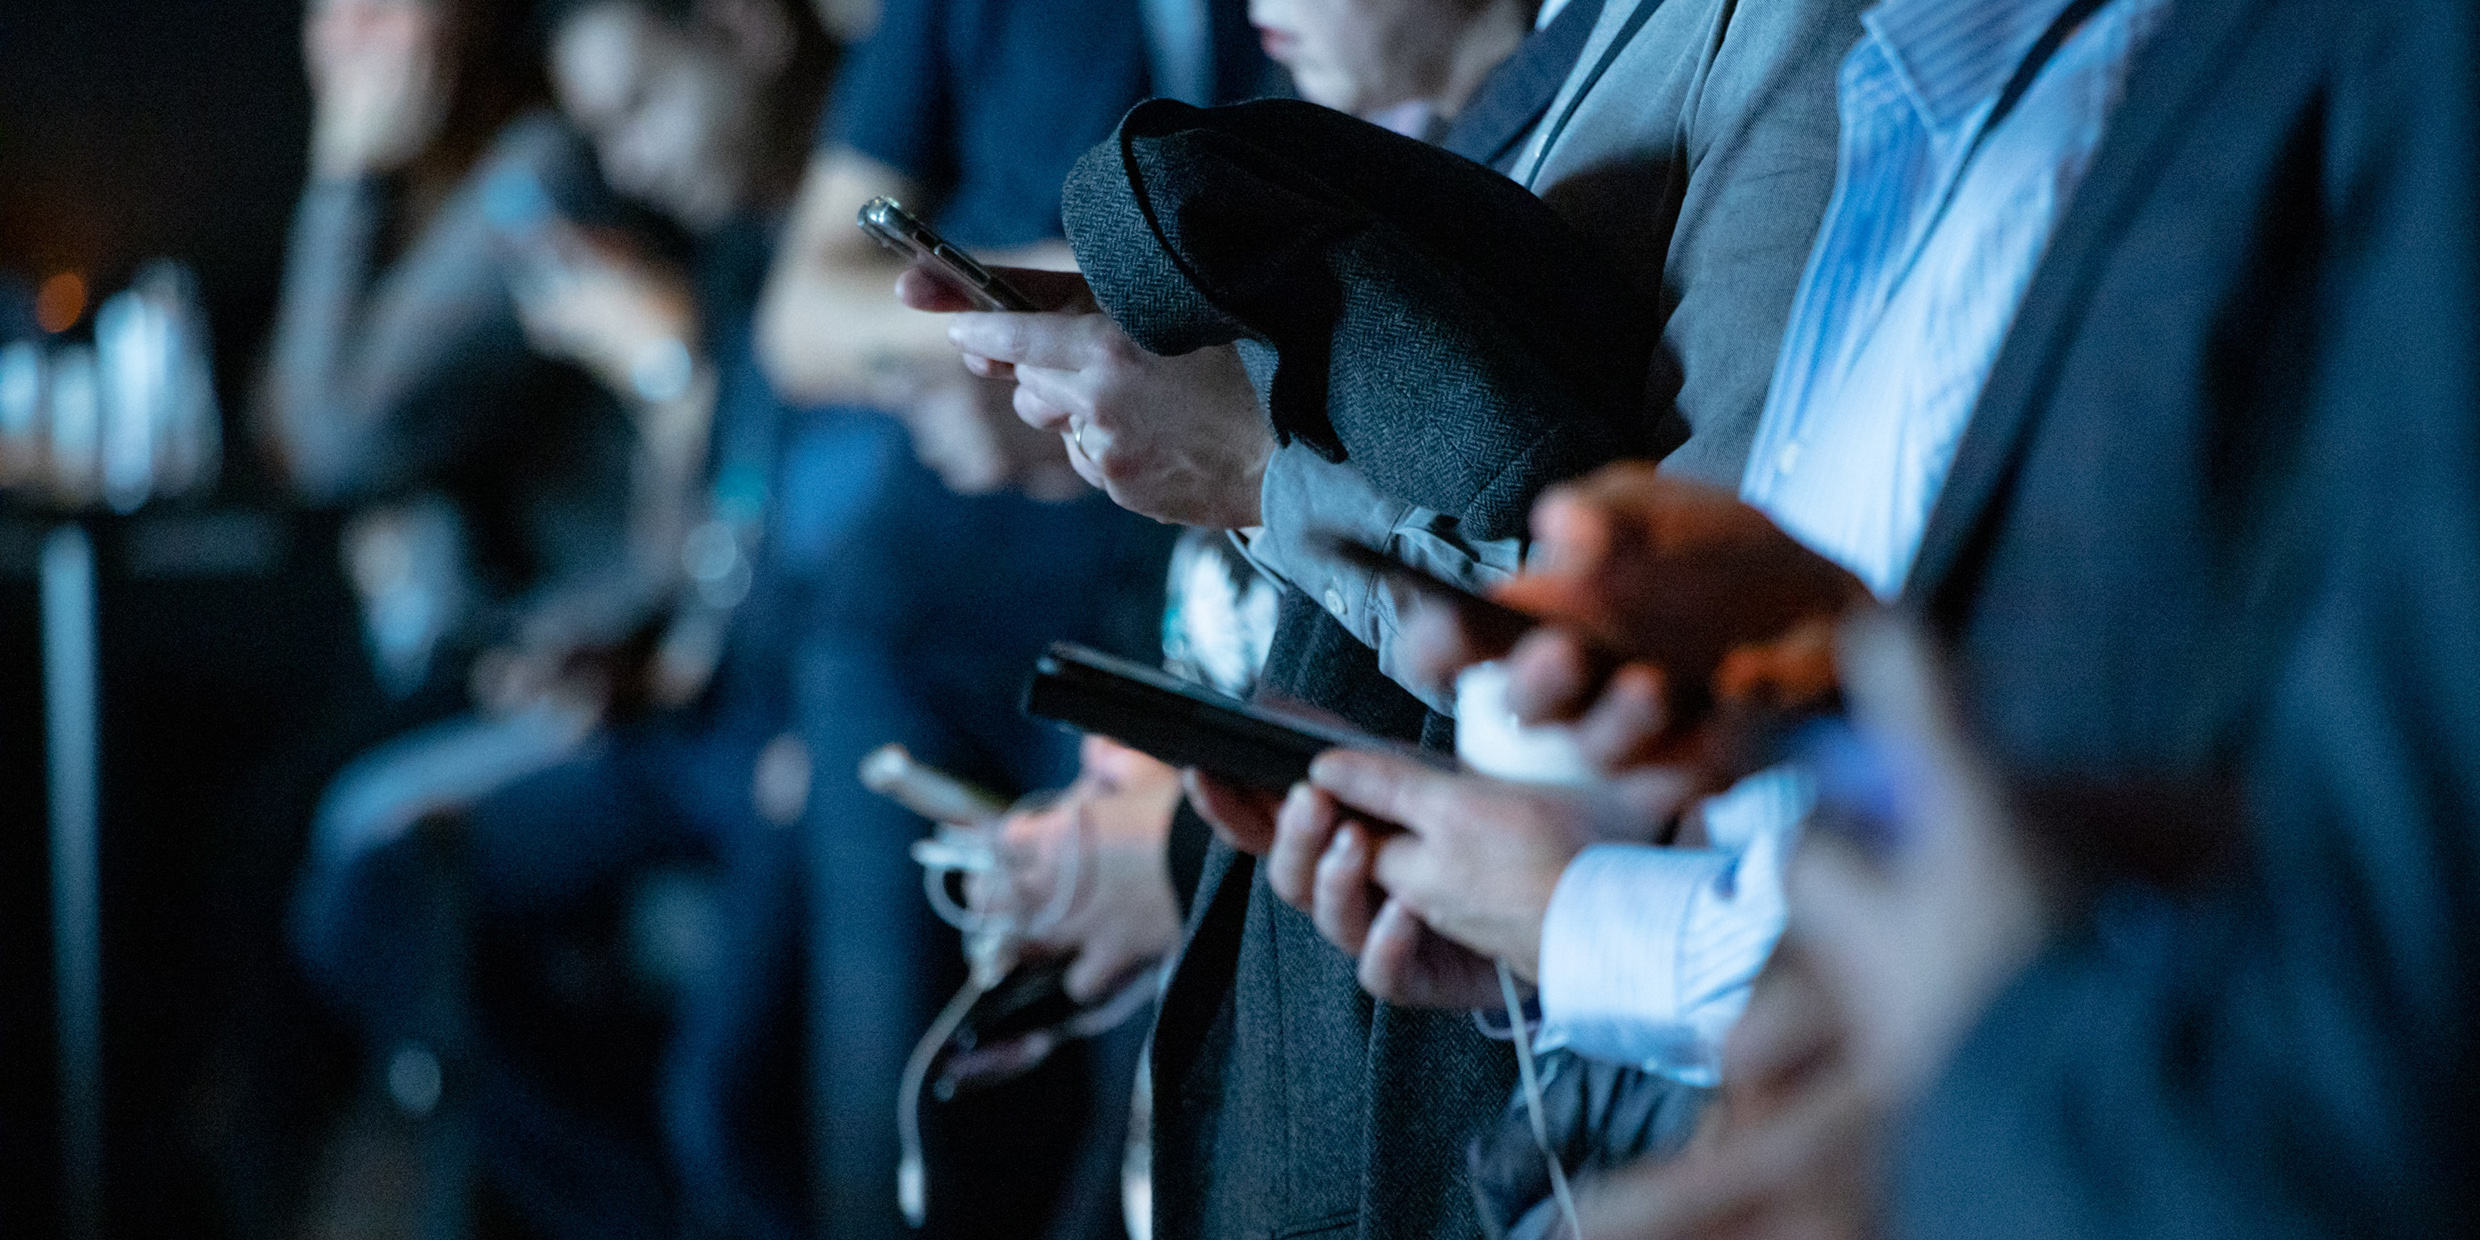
top-left (771, 408), bottom-right (1169, 1240)
top-left (292, 705), bottom-right (800, 1240)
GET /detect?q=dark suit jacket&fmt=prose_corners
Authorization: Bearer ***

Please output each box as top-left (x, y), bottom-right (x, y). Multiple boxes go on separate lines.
top-left (1891, 0), bottom-right (2480, 1234)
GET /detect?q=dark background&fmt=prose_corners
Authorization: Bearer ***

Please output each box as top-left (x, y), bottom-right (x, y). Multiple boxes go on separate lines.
top-left (2, 1), bottom-right (402, 1235)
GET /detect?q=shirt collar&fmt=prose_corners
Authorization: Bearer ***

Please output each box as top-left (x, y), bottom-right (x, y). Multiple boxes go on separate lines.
top-left (1860, 0), bottom-right (2088, 135)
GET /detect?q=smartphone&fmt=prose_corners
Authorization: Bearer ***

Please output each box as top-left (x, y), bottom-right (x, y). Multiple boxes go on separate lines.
top-left (1304, 531), bottom-right (1540, 651)
top-left (859, 743), bottom-right (1012, 824)
top-left (857, 197), bottom-right (1038, 312)
top-left (1023, 642), bottom-right (1382, 791)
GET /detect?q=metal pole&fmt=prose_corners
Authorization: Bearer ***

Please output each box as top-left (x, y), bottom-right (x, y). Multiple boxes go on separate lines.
top-left (42, 524), bottom-right (101, 1240)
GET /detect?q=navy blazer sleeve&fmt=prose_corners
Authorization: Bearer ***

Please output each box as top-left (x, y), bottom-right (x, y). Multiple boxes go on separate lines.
top-left (1899, 2), bottom-right (2480, 1235)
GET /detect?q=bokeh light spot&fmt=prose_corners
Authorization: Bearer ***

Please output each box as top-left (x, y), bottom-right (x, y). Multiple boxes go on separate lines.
top-left (36, 271), bottom-right (88, 334)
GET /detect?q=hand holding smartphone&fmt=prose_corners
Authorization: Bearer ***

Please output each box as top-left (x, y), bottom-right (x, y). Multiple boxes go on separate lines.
top-left (857, 197), bottom-right (1039, 312)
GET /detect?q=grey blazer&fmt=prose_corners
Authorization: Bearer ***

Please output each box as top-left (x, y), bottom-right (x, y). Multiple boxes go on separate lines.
top-left (1148, 2), bottom-right (1867, 1238)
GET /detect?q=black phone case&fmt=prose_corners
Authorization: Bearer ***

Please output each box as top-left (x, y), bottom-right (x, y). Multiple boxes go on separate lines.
top-left (1021, 643), bottom-right (1367, 791)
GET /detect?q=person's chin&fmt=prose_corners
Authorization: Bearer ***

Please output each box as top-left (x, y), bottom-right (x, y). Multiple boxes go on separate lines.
top-left (1291, 67), bottom-right (1364, 115)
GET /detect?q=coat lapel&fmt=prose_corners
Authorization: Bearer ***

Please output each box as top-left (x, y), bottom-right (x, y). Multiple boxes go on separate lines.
top-left (1902, 0), bottom-right (2267, 609)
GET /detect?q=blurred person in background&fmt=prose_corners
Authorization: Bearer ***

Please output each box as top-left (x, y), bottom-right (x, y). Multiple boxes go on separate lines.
top-left (288, 0), bottom-right (838, 1234)
top-left (752, 0), bottom-right (1271, 481)
top-left (256, 0), bottom-right (679, 709)
top-left (745, 2), bottom-right (1276, 1235)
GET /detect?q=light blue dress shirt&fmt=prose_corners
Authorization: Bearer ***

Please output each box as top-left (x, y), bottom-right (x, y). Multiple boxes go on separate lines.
top-left (1533, 0), bottom-right (2174, 1083)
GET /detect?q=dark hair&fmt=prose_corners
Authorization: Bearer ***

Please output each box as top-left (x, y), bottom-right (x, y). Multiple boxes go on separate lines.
top-left (542, 0), bottom-right (840, 203)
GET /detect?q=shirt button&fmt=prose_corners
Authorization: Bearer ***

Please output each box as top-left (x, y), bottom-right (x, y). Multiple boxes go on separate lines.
top-left (1774, 441), bottom-right (1803, 475)
top-left (1323, 587), bottom-right (1349, 618)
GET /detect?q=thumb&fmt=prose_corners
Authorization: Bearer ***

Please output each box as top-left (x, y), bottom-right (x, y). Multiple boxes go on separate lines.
top-left (982, 265), bottom-right (1095, 312)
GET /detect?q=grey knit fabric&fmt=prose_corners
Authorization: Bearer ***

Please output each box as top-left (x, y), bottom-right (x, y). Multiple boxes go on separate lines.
top-left (1062, 98), bottom-right (1662, 542)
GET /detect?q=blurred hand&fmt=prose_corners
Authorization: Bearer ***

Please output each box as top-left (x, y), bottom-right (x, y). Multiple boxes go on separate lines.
top-left (1573, 951), bottom-right (1882, 1240)
top-left (899, 265), bottom-right (1274, 529)
top-left (508, 228), bottom-right (702, 414)
top-left (1297, 750), bottom-right (1693, 989)
top-left (306, 0), bottom-right (448, 179)
top-left (1784, 612), bottom-right (2049, 1100)
top-left (981, 737), bottom-right (1186, 1003)
top-left (467, 639), bottom-right (612, 719)
top-left (1506, 462), bottom-right (1859, 718)
top-left (1182, 769), bottom-right (1286, 856)
top-left (1392, 463), bottom-right (1859, 778)
top-left (898, 367), bottom-right (1090, 501)
top-left (1566, 616), bottom-right (2055, 1240)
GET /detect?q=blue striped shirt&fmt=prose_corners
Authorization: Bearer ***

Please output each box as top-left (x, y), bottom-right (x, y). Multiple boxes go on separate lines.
top-left (1534, 0), bottom-right (2172, 1082)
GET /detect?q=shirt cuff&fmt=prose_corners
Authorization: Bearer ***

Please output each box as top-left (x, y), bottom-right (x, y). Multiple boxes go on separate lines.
top-left (1535, 843), bottom-right (1737, 1081)
top-left (1532, 769), bottom-right (1812, 1084)
top-left (1242, 443), bottom-right (1405, 645)
top-left (1243, 444), bottom-right (1521, 712)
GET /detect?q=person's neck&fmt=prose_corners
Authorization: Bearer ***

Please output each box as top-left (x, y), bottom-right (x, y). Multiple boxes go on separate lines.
top-left (1430, 0), bottom-right (1536, 121)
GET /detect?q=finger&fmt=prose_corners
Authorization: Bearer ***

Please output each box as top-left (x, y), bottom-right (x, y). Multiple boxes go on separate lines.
top-left (948, 311), bottom-right (1097, 370)
top-left (1012, 364), bottom-right (1095, 430)
top-left (1064, 431), bottom-right (1109, 490)
top-left (1502, 627), bottom-right (1602, 724)
top-left (960, 351), bottom-right (1017, 381)
top-left (1306, 749), bottom-right (1455, 834)
top-left (1525, 485), bottom-right (1617, 575)
top-left (1592, 766), bottom-right (1700, 843)
top-left (1778, 831), bottom-right (1896, 1019)
top-left (1310, 822), bottom-right (1379, 954)
top-left (1396, 593), bottom-right (1517, 703)
top-left (1183, 769), bottom-right (1280, 855)
top-left (1490, 490), bottom-right (1617, 623)
top-left (1365, 829), bottom-right (1426, 909)
top-left (1267, 783), bottom-right (1338, 910)
top-left (980, 265), bottom-right (1095, 312)
top-left (1721, 948), bottom-right (1841, 1099)
top-left (1063, 940), bottom-right (1139, 1005)
top-left (1360, 901), bottom-right (1505, 1009)
top-left (1571, 661), bottom-right (1674, 770)
top-left (1356, 897), bottom-right (1429, 1005)
top-left (1571, 1139), bottom-right (1780, 1240)
top-left (1832, 610), bottom-right (2021, 885)
top-left (1836, 611), bottom-right (1964, 764)
top-left (895, 263), bottom-right (983, 313)
top-left (1012, 383), bottom-right (1073, 432)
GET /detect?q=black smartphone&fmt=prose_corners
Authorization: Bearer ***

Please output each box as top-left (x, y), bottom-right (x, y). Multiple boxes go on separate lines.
top-left (1303, 530), bottom-right (1540, 651)
top-left (857, 197), bottom-right (1038, 312)
top-left (1023, 642), bottom-right (1379, 791)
